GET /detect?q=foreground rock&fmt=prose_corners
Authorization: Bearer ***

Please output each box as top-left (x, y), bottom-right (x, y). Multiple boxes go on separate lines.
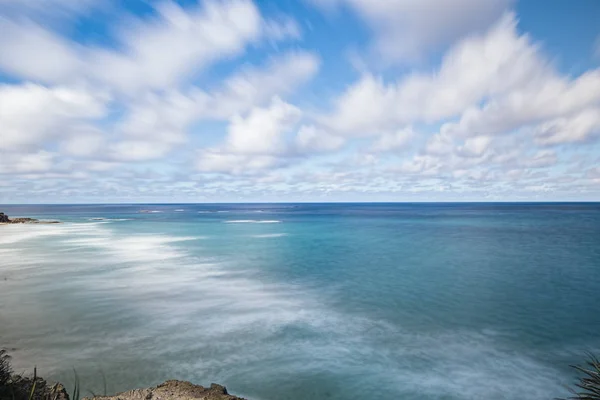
top-left (0, 212), bottom-right (59, 224)
top-left (83, 380), bottom-right (246, 400)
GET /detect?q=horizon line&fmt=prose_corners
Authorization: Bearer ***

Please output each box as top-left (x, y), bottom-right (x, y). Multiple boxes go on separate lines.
top-left (2, 201), bottom-right (600, 206)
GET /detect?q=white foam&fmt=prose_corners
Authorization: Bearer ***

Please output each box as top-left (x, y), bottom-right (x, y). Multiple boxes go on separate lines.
top-left (251, 233), bottom-right (288, 238)
top-left (224, 220), bottom-right (281, 224)
top-left (0, 223), bottom-right (67, 245)
top-left (63, 234), bottom-right (202, 263)
top-left (88, 218), bottom-right (131, 221)
top-left (0, 228), bottom-right (49, 245)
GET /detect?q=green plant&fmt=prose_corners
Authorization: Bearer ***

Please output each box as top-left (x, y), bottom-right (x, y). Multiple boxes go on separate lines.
top-left (564, 353), bottom-right (600, 400)
top-left (28, 368), bottom-right (37, 400)
top-left (71, 369), bottom-right (80, 400)
top-left (0, 350), bottom-right (73, 400)
top-left (0, 349), bottom-right (11, 386)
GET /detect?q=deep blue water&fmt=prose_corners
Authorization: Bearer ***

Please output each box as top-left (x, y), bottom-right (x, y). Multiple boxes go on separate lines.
top-left (1, 203), bottom-right (599, 399)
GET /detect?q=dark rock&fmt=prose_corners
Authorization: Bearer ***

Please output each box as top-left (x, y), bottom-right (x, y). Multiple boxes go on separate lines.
top-left (0, 213), bottom-right (59, 224)
top-left (9, 218), bottom-right (39, 223)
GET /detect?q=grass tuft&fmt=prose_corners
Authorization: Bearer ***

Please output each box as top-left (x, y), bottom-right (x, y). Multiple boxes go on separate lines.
top-left (1, 349), bottom-right (12, 387)
top-left (27, 367), bottom-right (37, 400)
top-left (71, 369), bottom-right (80, 400)
top-left (562, 353), bottom-right (600, 400)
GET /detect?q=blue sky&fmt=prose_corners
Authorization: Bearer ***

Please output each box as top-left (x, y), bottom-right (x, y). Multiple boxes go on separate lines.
top-left (0, 0), bottom-right (599, 203)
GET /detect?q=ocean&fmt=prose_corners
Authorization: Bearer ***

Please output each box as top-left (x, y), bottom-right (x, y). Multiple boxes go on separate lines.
top-left (1, 203), bottom-right (599, 399)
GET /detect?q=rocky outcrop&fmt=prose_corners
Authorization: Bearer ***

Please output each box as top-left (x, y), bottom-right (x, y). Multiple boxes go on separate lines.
top-left (83, 380), bottom-right (246, 400)
top-left (9, 217), bottom-right (39, 223)
top-left (0, 212), bottom-right (59, 224)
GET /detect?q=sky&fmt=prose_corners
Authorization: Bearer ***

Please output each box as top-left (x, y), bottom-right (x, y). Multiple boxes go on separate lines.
top-left (0, 0), bottom-right (599, 203)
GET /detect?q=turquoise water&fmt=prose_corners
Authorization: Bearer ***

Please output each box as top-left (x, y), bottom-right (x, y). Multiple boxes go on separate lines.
top-left (1, 203), bottom-right (599, 399)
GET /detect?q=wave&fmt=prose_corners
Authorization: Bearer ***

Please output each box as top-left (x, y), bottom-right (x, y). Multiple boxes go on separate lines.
top-left (251, 233), bottom-right (288, 238)
top-left (88, 218), bottom-right (131, 222)
top-left (62, 234), bottom-right (202, 263)
top-left (224, 220), bottom-right (281, 224)
top-left (0, 224), bottom-right (65, 245)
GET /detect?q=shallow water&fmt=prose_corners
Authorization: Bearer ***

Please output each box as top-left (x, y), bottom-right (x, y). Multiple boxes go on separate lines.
top-left (1, 203), bottom-right (599, 399)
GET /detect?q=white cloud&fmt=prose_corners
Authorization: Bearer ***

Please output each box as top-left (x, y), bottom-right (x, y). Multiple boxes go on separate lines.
top-left (441, 70), bottom-right (600, 139)
top-left (311, 0), bottom-right (512, 63)
top-left (295, 125), bottom-right (345, 152)
top-left (370, 127), bottom-right (415, 152)
top-left (0, 0), bottom-right (314, 178)
top-left (425, 132), bottom-right (455, 156)
top-left (322, 75), bottom-right (392, 136)
top-left (109, 140), bottom-right (174, 162)
top-left (195, 98), bottom-right (302, 173)
top-left (97, 51), bottom-right (319, 162)
top-left (533, 108), bottom-right (600, 145)
top-left (323, 13), bottom-right (548, 134)
top-left (520, 150), bottom-right (558, 169)
top-left (408, 128), bottom-right (558, 186)
top-left (0, 83), bottom-right (107, 150)
top-left (227, 97), bottom-right (301, 154)
top-left (322, 8), bottom-right (600, 193)
top-left (211, 51), bottom-right (320, 118)
top-left (89, 0), bottom-right (267, 93)
top-left (0, 0), bottom-right (100, 19)
top-left (0, 0), bottom-right (302, 92)
top-left (117, 90), bottom-right (201, 144)
top-left (0, 41), bottom-right (316, 164)
top-left (196, 151), bottom-right (284, 174)
top-left (0, 19), bottom-right (84, 84)
top-left (0, 150), bottom-right (55, 174)
top-left (262, 16), bottom-right (302, 43)
top-left (61, 127), bottom-right (106, 157)
top-left (457, 136), bottom-right (494, 157)
top-left (396, 154), bottom-right (442, 176)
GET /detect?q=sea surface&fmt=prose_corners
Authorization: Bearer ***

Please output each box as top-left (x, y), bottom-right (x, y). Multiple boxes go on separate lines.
top-left (1, 203), bottom-right (600, 400)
